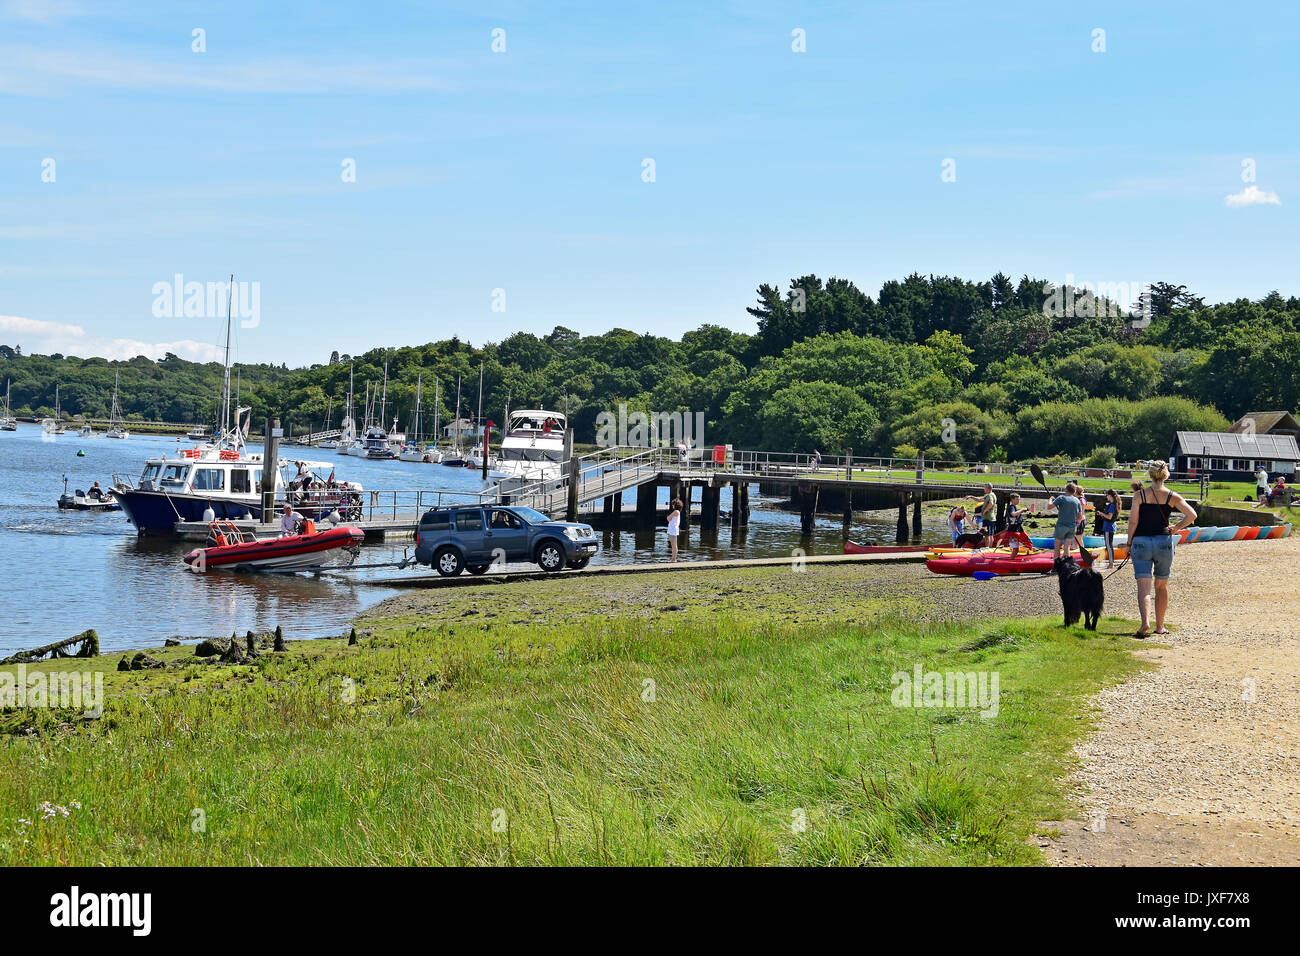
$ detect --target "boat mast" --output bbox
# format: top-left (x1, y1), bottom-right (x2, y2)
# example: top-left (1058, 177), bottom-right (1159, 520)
top-left (379, 359), bottom-right (388, 433)
top-left (221, 273), bottom-right (234, 440)
top-left (475, 360), bottom-right (484, 446)
top-left (454, 374), bottom-right (462, 451)
top-left (432, 378), bottom-right (440, 447)
top-left (414, 372), bottom-right (423, 445)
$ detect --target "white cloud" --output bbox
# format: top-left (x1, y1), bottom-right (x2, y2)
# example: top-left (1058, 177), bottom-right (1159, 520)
top-left (1225, 185), bottom-right (1281, 208)
top-left (2, 0), bottom-right (87, 24)
top-left (0, 46), bottom-right (450, 95)
top-left (0, 314), bottom-right (224, 362)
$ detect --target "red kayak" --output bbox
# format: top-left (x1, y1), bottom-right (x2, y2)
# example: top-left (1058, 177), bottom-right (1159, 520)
top-left (184, 521), bottom-right (364, 572)
top-left (926, 551), bottom-right (1057, 576)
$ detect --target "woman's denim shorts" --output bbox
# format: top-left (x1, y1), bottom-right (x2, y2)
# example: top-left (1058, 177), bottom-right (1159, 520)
top-left (1130, 534), bottom-right (1175, 580)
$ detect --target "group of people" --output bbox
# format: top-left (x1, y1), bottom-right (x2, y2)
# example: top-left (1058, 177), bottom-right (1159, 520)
top-left (1047, 462), bottom-right (1197, 638)
top-left (947, 465), bottom-right (1197, 638)
top-left (1255, 465), bottom-right (1291, 506)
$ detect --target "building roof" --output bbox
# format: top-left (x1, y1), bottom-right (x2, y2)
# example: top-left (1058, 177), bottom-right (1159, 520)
top-left (1227, 411), bottom-right (1299, 435)
top-left (1172, 431), bottom-right (1300, 460)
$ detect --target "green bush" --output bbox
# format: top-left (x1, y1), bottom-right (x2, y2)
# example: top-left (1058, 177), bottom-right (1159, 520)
top-left (1084, 445), bottom-right (1117, 469)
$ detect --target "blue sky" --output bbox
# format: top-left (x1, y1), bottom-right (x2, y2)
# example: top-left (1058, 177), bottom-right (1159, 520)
top-left (1, 0), bottom-right (1296, 365)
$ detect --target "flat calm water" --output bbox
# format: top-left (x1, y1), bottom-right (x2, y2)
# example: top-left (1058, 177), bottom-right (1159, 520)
top-left (0, 425), bottom-right (950, 653)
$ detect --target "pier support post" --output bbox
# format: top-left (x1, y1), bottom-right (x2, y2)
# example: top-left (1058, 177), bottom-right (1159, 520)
top-left (912, 495), bottom-right (922, 538)
top-left (730, 482), bottom-right (740, 529)
top-left (798, 484), bottom-right (818, 536)
top-left (679, 483), bottom-right (692, 531)
top-left (613, 491), bottom-right (622, 517)
top-left (262, 415), bottom-right (280, 523)
top-left (636, 482), bottom-right (658, 528)
top-left (565, 453), bottom-right (580, 522)
top-left (896, 493), bottom-right (908, 543)
top-left (602, 495), bottom-right (614, 518)
top-left (739, 482), bottom-right (750, 525)
top-left (701, 485), bottom-right (720, 531)
top-left (843, 490), bottom-right (853, 530)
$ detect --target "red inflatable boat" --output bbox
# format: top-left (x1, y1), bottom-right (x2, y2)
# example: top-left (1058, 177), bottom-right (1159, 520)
top-left (184, 521), bottom-right (364, 572)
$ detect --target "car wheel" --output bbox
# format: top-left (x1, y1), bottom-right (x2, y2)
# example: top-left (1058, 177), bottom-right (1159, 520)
top-left (536, 540), bottom-right (565, 572)
top-left (566, 557), bottom-right (591, 570)
top-left (434, 547), bottom-right (464, 577)
top-left (467, 564), bottom-right (490, 575)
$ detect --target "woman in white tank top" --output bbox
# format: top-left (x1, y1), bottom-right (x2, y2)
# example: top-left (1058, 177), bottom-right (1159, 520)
top-left (666, 497), bottom-right (682, 562)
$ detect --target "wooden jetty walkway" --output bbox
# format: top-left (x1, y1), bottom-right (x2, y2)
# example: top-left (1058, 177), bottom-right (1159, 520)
top-left (174, 444), bottom-right (1205, 542)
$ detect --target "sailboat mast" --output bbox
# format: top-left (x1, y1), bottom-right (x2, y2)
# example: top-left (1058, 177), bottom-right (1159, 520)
top-left (454, 375), bottom-right (462, 450)
top-left (432, 378), bottom-right (440, 447)
top-left (476, 360), bottom-right (483, 423)
top-left (221, 273), bottom-right (234, 437)
top-left (379, 360), bottom-right (388, 431)
top-left (414, 373), bottom-right (423, 445)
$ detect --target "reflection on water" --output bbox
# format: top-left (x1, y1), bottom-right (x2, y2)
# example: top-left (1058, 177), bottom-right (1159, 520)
top-left (0, 425), bottom-right (948, 652)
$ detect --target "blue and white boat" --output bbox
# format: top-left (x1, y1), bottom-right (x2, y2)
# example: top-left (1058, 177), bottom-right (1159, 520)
top-left (110, 447), bottom-right (362, 535)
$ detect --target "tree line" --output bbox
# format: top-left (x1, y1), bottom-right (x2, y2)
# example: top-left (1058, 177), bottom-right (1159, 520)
top-left (3, 272), bottom-right (1291, 461)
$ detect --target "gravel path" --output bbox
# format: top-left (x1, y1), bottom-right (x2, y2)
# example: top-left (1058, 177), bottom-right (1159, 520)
top-left (1040, 533), bottom-right (1300, 865)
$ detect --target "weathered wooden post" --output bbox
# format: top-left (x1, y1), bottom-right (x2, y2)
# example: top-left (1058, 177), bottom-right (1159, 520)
top-left (262, 415), bottom-right (281, 525)
top-left (845, 447), bottom-right (853, 481)
top-left (896, 492), bottom-right (908, 543)
top-left (636, 481), bottom-right (658, 528)
top-left (565, 429), bottom-right (579, 522)
top-left (912, 495), bottom-right (922, 538)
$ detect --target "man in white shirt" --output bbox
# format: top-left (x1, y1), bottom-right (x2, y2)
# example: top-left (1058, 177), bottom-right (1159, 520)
top-left (279, 504), bottom-right (300, 537)
top-left (1255, 466), bottom-right (1269, 501)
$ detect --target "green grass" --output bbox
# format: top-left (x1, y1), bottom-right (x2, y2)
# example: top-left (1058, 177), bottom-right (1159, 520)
top-left (0, 570), bottom-right (1146, 866)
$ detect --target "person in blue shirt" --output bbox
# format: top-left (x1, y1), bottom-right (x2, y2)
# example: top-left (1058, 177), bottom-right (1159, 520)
top-left (1046, 482), bottom-right (1083, 558)
top-left (1099, 489), bottom-right (1120, 567)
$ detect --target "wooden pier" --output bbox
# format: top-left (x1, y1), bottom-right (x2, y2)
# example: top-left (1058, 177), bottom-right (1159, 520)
top-left (173, 445), bottom-right (1202, 543)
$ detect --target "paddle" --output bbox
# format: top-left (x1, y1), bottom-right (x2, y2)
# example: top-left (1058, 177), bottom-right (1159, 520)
top-left (972, 571), bottom-right (998, 580)
top-left (1029, 462), bottom-right (1047, 489)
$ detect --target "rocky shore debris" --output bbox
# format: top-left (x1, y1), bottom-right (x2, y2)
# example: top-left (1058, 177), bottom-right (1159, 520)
top-left (117, 652), bottom-right (163, 671)
top-left (1, 629), bottom-right (99, 665)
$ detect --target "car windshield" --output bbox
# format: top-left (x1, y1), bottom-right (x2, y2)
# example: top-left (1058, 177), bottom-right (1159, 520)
top-left (510, 507), bottom-right (550, 524)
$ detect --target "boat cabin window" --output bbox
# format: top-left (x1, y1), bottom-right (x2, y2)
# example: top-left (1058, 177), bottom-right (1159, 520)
top-left (231, 469), bottom-right (252, 494)
top-left (504, 447), bottom-right (564, 463)
top-left (454, 509), bottom-right (483, 531)
top-left (141, 464), bottom-right (161, 482)
top-left (422, 511), bottom-right (451, 531)
top-left (159, 464), bottom-right (189, 486)
top-left (488, 509), bottom-right (525, 530)
top-left (193, 468), bottom-right (225, 492)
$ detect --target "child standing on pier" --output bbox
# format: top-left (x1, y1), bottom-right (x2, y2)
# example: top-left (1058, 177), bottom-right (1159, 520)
top-left (666, 498), bottom-right (682, 562)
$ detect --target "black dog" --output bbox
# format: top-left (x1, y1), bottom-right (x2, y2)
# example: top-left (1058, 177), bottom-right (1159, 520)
top-left (1052, 555), bottom-right (1104, 630)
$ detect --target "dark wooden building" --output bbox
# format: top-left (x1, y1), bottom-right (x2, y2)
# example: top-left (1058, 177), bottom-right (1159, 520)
top-left (1170, 430), bottom-right (1299, 480)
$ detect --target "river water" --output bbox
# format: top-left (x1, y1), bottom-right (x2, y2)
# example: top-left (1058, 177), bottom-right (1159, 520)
top-left (0, 425), bottom-right (950, 652)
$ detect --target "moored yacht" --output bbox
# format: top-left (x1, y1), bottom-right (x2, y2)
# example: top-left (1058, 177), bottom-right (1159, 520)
top-left (1, 380), bottom-right (17, 431)
top-left (105, 371), bottom-right (129, 439)
top-left (110, 447), bottom-right (363, 535)
top-left (494, 409), bottom-right (567, 482)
